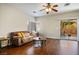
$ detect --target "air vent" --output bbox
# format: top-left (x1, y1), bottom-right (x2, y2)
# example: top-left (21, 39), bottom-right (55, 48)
top-left (64, 3), bottom-right (70, 6)
top-left (33, 11), bottom-right (36, 13)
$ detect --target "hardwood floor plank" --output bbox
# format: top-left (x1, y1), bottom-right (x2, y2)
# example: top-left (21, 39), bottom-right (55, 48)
top-left (0, 39), bottom-right (78, 55)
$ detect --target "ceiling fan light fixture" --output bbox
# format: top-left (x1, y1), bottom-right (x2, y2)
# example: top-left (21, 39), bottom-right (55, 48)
top-left (48, 8), bottom-right (52, 11)
top-left (40, 3), bottom-right (58, 14)
top-left (45, 8), bottom-right (49, 12)
top-left (45, 8), bottom-right (52, 12)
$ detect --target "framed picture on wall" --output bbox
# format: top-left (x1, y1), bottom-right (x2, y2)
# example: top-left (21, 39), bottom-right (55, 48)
top-left (60, 19), bottom-right (77, 38)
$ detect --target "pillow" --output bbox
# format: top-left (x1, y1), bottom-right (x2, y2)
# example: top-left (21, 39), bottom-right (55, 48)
top-left (18, 32), bottom-right (23, 38)
top-left (25, 33), bottom-right (30, 37)
top-left (13, 33), bottom-right (18, 36)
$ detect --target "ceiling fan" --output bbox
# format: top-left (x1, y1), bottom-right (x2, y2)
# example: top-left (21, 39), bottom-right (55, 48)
top-left (40, 3), bottom-right (58, 14)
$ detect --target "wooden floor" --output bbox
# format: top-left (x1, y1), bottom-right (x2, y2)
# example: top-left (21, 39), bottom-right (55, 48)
top-left (0, 39), bottom-right (79, 55)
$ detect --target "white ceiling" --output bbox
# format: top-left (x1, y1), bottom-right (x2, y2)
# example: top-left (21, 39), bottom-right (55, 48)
top-left (8, 3), bottom-right (79, 17)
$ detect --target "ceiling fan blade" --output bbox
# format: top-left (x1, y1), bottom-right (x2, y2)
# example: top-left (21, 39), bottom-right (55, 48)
top-left (43, 5), bottom-right (46, 7)
top-left (53, 5), bottom-right (58, 7)
top-left (40, 9), bottom-right (45, 11)
top-left (52, 8), bottom-right (58, 12)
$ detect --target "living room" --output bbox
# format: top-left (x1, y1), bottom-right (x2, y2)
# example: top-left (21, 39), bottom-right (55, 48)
top-left (0, 3), bottom-right (79, 55)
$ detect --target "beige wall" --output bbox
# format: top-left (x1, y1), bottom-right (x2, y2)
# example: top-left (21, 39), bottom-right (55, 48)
top-left (0, 3), bottom-right (79, 40)
top-left (0, 4), bottom-right (34, 37)
top-left (37, 10), bottom-right (79, 39)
